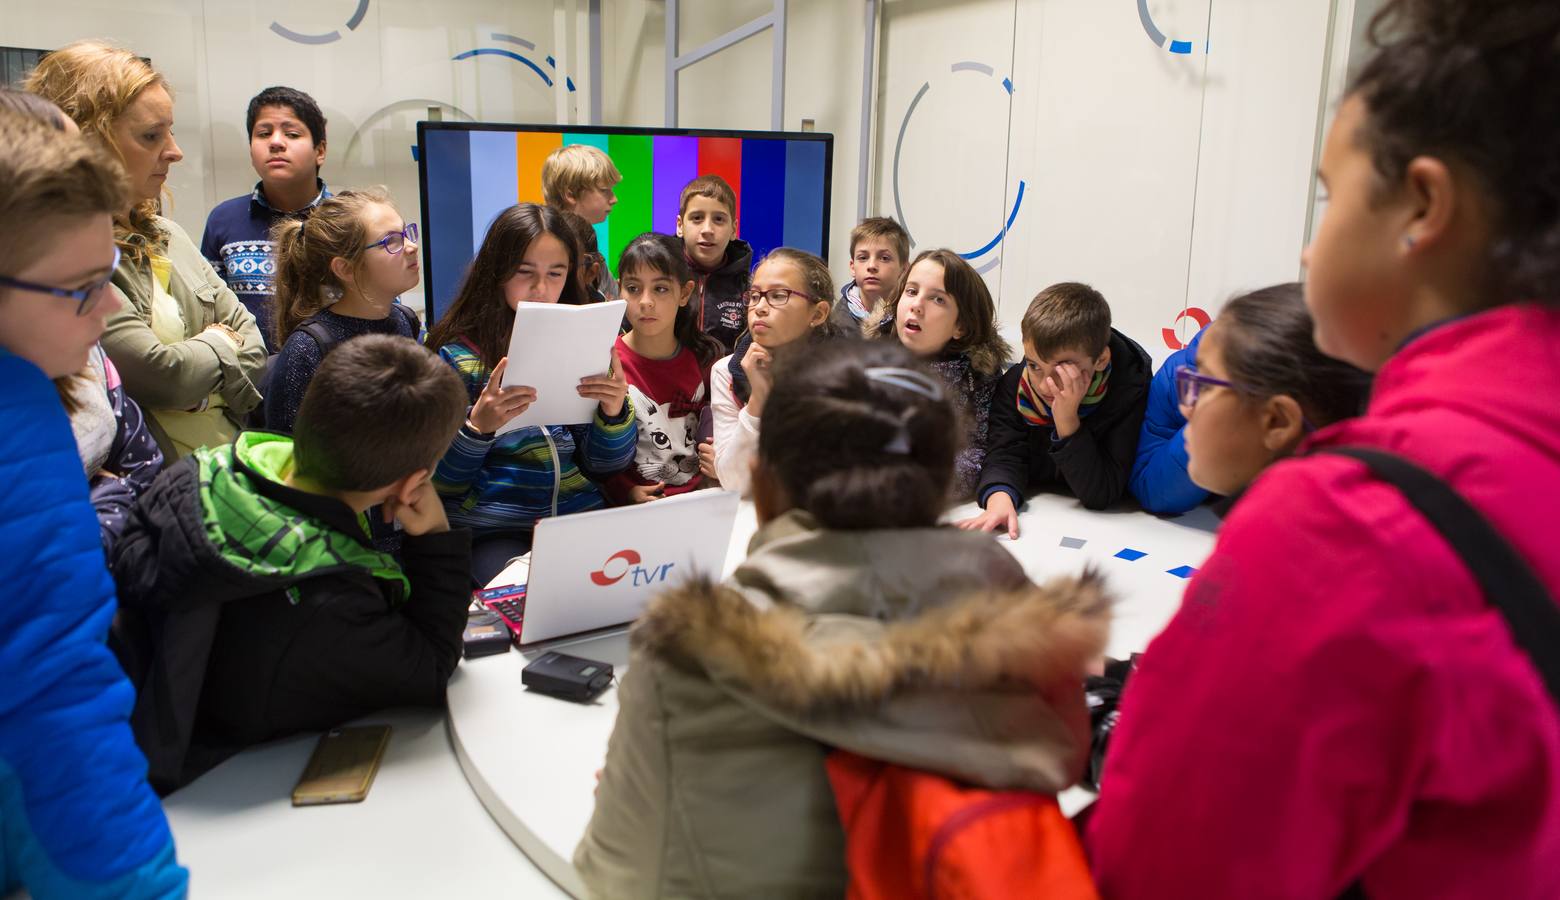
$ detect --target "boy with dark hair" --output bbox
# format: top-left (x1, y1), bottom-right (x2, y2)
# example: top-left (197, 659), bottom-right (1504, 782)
top-left (832, 216), bottom-right (909, 335)
top-left (200, 85), bottom-right (331, 349)
top-left (958, 282), bottom-right (1151, 537)
top-left (676, 175), bottom-right (752, 354)
top-left (110, 335), bottom-right (472, 793)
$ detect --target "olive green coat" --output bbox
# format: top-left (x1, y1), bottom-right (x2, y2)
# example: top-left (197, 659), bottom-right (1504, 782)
top-left (574, 510), bottom-right (1111, 899)
top-left (105, 216), bottom-right (265, 458)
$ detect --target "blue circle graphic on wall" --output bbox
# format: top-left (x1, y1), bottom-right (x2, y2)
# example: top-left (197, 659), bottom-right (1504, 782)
top-left (891, 62), bottom-right (1025, 276)
top-left (452, 33), bottom-right (577, 92)
top-left (1138, 0), bottom-right (1202, 54)
top-left (270, 0), bottom-right (370, 45)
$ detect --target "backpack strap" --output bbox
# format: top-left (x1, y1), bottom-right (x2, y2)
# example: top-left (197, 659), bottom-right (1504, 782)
top-left (393, 302), bottom-right (422, 339)
top-left (1323, 447), bottom-right (1560, 707)
top-left (297, 317), bottom-right (340, 356)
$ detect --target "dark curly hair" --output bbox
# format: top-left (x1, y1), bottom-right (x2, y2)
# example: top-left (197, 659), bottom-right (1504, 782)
top-left (759, 339), bottom-right (959, 529)
top-left (1352, 0), bottom-right (1560, 304)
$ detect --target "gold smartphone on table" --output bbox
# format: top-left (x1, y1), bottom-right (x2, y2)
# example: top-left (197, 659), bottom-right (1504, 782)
top-left (291, 725), bottom-right (391, 806)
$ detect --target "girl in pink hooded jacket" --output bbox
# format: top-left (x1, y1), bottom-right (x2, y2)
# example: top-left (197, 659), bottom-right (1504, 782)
top-left (1086, 2), bottom-right (1560, 897)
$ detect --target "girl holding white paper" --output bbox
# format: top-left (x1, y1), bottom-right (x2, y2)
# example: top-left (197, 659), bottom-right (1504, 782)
top-left (425, 203), bottom-right (635, 584)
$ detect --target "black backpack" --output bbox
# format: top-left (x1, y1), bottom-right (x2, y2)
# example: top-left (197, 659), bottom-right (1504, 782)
top-left (247, 305), bottom-right (422, 429)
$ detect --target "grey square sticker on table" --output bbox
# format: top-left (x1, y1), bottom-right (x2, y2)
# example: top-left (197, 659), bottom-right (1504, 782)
top-left (1059, 536), bottom-right (1087, 549)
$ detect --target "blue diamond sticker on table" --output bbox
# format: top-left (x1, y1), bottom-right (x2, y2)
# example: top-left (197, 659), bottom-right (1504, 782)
top-left (1167, 565), bottom-right (1198, 579)
top-left (1114, 548), bottom-right (1147, 561)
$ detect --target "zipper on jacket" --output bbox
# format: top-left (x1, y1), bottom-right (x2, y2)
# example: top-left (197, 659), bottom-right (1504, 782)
top-left (543, 428), bottom-right (561, 519)
top-left (922, 793), bottom-right (1051, 900)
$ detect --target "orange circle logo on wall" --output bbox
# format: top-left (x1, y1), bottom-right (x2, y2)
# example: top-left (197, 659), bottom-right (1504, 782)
top-left (1163, 307), bottom-right (1211, 350)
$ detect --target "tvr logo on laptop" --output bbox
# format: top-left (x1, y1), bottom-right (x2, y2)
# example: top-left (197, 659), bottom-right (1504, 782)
top-left (590, 549), bottom-right (676, 588)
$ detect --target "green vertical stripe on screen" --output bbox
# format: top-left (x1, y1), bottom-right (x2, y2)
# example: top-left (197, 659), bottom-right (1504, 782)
top-left (606, 134), bottom-right (653, 277)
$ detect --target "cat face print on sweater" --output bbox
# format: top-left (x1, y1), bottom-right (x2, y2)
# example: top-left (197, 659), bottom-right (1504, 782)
top-left (628, 384), bottom-right (705, 486)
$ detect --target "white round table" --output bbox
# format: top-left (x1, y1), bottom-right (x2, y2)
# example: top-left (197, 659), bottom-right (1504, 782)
top-left (448, 494), bottom-right (1220, 896)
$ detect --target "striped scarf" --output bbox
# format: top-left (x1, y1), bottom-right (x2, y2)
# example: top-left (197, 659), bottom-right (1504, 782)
top-left (1016, 364), bottom-right (1111, 427)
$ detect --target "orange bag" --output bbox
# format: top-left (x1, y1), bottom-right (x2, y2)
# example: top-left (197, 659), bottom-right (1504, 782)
top-left (825, 750), bottom-right (1100, 900)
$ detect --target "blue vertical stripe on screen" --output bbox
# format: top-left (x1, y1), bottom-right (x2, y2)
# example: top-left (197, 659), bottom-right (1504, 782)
top-left (424, 130), bottom-right (473, 324)
top-left (468, 130), bottom-right (519, 254)
top-left (782, 141), bottom-right (826, 257)
top-left (739, 140), bottom-right (786, 262)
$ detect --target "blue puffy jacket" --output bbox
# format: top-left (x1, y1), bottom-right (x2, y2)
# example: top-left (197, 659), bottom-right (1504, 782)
top-left (1128, 328), bottom-right (1210, 515)
top-left (0, 351), bottom-right (186, 898)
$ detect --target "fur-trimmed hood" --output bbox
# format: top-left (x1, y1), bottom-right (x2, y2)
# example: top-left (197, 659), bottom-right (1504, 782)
top-left (635, 565), bottom-right (1110, 717)
top-left (626, 510), bottom-right (1112, 791)
top-left (577, 511), bottom-right (1112, 898)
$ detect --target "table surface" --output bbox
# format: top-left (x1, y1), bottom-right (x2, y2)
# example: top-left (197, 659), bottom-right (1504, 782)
top-left (164, 492), bottom-right (1220, 898)
top-left (448, 494), bottom-right (1220, 897)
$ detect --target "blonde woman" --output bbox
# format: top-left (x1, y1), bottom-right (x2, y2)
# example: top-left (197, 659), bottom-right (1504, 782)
top-left (28, 41), bottom-right (266, 460)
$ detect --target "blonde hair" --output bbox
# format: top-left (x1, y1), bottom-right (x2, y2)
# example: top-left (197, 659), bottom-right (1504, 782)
top-left (271, 188), bottom-right (396, 345)
top-left (541, 144), bottom-right (621, 208)
top-left (25, 40), bottom-right (170, 266)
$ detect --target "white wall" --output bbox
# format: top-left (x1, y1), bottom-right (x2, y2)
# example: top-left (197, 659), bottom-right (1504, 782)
top-left (3, 0), bottom-right (1343, 355)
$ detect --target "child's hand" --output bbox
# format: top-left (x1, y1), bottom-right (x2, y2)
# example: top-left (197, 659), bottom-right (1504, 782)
top-left (741, 343), bottom-right (774, 415)
top-left (579, 346), bottom-right (629, 419)
top-left (385, 479), bottom-right (449, 537)
top-left (697, 440), bottom-right (718, 481)
top-left (469, 358), bottom-right (537, 434)
top-left (629, 482), bottom-right (665, 503)
top-left (955, 491), bottom-right (1021, 539)
top-left (1046, 363), bottom-right (1090, 438)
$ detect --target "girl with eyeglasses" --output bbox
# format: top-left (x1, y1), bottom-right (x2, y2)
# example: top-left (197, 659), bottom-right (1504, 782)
top-left (0, 108), bottom-right (188, 898)
top-left (263, 188), bottom-right (423, 433)
top-left (0, 88), bottom-right (164, 555)
top-left (870, 248), bottom-right (1010, 499)
top-left (709, 247), bottom-right (839, 496)
top-left (1088, 1), bottom-right (1560, 893)
top-left (28, 41), bottom-right (267, 462)
top-left (1173, 283), bottom-right (1370, 499)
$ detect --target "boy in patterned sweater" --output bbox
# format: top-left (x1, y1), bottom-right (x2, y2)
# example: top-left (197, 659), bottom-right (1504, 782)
top-left (200, 86), bottom-right (330, 349)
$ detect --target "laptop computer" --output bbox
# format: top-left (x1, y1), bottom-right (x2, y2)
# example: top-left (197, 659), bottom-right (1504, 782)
top-left (505, 489), bottom-right (741, 645)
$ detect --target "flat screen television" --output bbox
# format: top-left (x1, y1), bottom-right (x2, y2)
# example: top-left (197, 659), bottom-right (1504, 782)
top-left (416, 122), bottom-right (834, 324)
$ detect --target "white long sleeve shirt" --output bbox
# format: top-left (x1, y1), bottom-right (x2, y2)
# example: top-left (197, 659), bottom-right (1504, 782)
top-left (709, 355), bottom-right (760, 497)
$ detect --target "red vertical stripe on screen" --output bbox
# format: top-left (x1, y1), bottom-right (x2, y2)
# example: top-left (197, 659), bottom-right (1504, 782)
top-left (696, 138), bottom-right (743, 232)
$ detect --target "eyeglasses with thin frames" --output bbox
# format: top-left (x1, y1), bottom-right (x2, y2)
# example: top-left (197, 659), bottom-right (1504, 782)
top-left (0, 246), bottom-right (121, 317)
top-left (367, 223), bottom-right (419, 255)
top-left (1174, 365), bottom-right (1316, 432)
top-left (742, 287), bottom-right (813, 309)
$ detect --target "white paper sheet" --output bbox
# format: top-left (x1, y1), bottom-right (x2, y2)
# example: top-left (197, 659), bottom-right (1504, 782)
top-left (495, 300), bottom-right (626, 435)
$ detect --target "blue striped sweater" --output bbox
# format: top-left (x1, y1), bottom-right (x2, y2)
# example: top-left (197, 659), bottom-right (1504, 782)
top-left (433, 339), bottom-right (637, 534)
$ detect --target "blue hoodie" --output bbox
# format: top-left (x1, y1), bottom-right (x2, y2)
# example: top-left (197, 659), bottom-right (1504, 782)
top-left (1128, 327), bottom-right (1210, 515)
top-left (0, 352), bottom-right (186, 898)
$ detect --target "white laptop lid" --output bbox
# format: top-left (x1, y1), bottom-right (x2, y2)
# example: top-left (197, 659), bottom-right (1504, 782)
top-left (518, 490), bottom-right (741, 644)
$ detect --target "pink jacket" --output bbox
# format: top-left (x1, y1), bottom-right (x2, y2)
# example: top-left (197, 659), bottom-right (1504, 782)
top-left (1086, 303), bottom-right (1560, 899)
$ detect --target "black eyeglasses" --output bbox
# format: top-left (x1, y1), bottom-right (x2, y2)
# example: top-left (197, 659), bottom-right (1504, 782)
top-left (0, 246), bottom-right (121, 317)
top-left (1175, 365), bottom-right (1316, 432)
top-left (367, 223), bottom-right (419, 255)
top-left (742, 287), bottom-right (814, 309)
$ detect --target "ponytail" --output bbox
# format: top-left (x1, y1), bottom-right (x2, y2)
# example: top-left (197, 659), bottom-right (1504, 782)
top-left (270, 188), bottom-right (391, 345)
